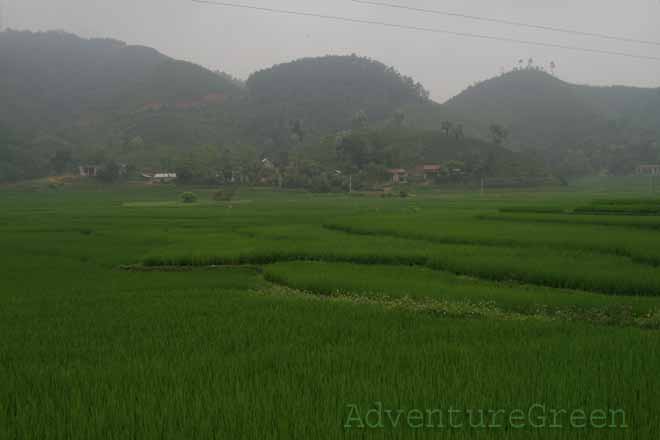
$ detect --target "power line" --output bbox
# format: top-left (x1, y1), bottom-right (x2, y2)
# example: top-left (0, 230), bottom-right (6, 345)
top-left (191, 0), bottom-right (660, 61)
top-left (351, 0), bottom-right (660, 47)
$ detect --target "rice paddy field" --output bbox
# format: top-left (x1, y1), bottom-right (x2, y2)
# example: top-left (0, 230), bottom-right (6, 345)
top-left (1, 179), bottom-right (660, 439)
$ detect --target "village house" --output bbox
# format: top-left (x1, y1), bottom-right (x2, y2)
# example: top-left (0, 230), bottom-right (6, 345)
top-left (79, 165), bottom-right (100, 177)
top-left (152, 173), bottom-right (177, 183)
top-left (257, 159), bottom-right (279, 185)
top-left (386, 168), bottom-right (408, 184)
top-left (261, 158), bottom-right (275, 169)
top-left (414, 164), bottom-right (443, 181)
top-left (142, 172), bottom-right (177, 183)
top-left (637, 164), bottom-right (660, 176)
top-left (141, 101), bottom-right (164, 112)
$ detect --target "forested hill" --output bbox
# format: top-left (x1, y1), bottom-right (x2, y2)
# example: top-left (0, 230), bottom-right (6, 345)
top-left (0, 30), bottom-right (245, 134)
top-left (0, 31), bottom-right (439, 182)
top-left (430, 69), bottom-right (660, 151)
top-left (2, 30), bottom-right (658, 183)
top-left (0, 32), bottom-right (428, 150)
top-left (246, 55), bottom-right (430, 134)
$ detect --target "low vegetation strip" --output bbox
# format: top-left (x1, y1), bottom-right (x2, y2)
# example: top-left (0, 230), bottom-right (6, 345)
top-left (497, 199), bottom-right (660, 217)
top-left (574, 207), bottom-right (660, 216)
top-left (499, 207), bottom-right (569, 214)
top-left (323, 214), bottom-right (660, 266)
top-left (482, 212), bottom-right (660, 230)
top-left (260, 282), bottom-right (541, 323)
top-left (142, 225), bottom-right (660, 297)
top-left (574, 198), bottom-right (660, 216)
top-left (263, 262), bottom-right (660, 328)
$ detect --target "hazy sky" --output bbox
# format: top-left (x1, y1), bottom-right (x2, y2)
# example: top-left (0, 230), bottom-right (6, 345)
top-left (4, 0), bottom-right (660, 101)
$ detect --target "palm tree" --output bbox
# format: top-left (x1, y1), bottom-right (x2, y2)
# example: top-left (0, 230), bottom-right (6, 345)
top-left (441, 121), bottom-right (453, 137)
top-left (452, 124), bottom-right (464, 140)
top-left (489, 124), bottom-right (509, 146)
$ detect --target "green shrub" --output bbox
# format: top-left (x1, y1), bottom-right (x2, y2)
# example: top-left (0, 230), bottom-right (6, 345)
top-left (181, 192), bottom-right (198, 203)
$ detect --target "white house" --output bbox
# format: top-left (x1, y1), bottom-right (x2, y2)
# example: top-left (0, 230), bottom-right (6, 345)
top-left (637, 165), bottom-right (660, 176)
top-left (152, 173), bottom-right (177, 183)
top-left (142, 172), bottom-right (177, 183)
top-left (79, 165), bottom-right (100, 177)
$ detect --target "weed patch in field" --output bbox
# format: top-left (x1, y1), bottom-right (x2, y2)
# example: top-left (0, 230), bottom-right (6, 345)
top-left (264, 261), bottom-right (660, 327)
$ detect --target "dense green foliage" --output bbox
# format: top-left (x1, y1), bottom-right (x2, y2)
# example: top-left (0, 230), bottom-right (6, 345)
top-left (0, 30), bottom-right (251, 181)
top-left (0, 124), bottom-right (44, 181)
top-left (332, 127), bottom-right (549, 179)
top-left (0, 30), bottom-right (243, 131)
top-left (180, 191), bottom-right (198, 203)
top-left (247, 55), bottom-right (429, 133)
top-left (0, 32), bottom-right (436, 183)
top-left (440, 69), bottom-right (660, 150)
top-left (407, 69), bottom-right (660, 176)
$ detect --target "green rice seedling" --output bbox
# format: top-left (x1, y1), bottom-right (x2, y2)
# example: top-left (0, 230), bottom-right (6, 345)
top-left (480, 212), bottom-right (660, 230)
top-left (264, 261), bottom-right (660, 324)
top-left (575, 198), bottom-right (660, 215)
top-left (3, 185), bottom-right (660, 439)
top-left (324, 210), bottom-right (660, 266)
top-left (143, 223), bottom-right (660, 296)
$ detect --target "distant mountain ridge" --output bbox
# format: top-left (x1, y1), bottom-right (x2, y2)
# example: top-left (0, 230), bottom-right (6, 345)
top-left (435, 69), bottom-right (660, 150)
top-left (2, 30), bottom-right (658, 151)
top-left (0, 30), bottom-right (244, 135)
top-left (0, 31), bottom-right (430, 147)
top-left (1, 30), bottom-right (659, 182)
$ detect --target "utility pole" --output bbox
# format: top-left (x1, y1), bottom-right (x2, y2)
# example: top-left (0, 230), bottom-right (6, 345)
top-left (652, 173), bottom-right (656, 194)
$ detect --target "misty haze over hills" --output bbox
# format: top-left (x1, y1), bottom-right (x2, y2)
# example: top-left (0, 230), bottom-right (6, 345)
top-left (4, 4), bottom-right (660, 437)
top-left (1, 30), bottom-right (659, 183)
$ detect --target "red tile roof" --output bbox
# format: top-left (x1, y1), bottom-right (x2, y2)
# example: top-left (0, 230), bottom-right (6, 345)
top-left (422, 165), bottom-right (442, 172)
